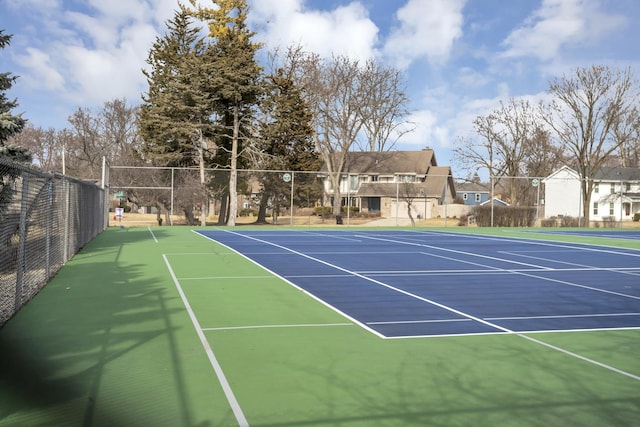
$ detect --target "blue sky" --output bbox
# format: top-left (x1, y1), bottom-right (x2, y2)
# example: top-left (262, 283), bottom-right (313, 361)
top-left (1, 0), bottom-right (639, 170)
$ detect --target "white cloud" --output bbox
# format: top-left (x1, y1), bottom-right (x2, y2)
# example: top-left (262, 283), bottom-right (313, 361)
top-left (250, 0), bottom-right (379, 61)
top-left (501, 0), bottom-right (627, 60)
top-left (14, 47), bottom-right (65, 91)
top-left (383, 0), bottom-right (466, 69)
top-left (456, 67), bottom-right (491, 88)
top-left (397, 109), bottom-right (449, 149)
top-left (11, 0), bottom-right (174, 108)
top-left (4, 0), bottom-right (61, 11)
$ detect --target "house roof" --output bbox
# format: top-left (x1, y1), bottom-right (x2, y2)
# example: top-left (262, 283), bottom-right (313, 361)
top-left (544, 165), bottom-right (640, 181)
top-left (595, 166), bottom-right (640, 181)
top-left (480, 197), bottom-right (510, 207)
top-left (356, 166), bottom-right (455, 199)
top-left (543, 165), bottom-right (580, 182)
top-left (321, 149), bottom-right (437, 175)
top-left (455, 182), bottom-right (490, 193)
top-left (426, 166), bottom-right (454, 195)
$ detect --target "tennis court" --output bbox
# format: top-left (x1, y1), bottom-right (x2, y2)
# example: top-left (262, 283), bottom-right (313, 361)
top-left (2, 227), bottom-right (640, 426)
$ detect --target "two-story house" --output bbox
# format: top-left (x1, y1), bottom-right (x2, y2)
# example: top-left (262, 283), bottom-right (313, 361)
top-left (320, 149), bottom-right (457, 219)
top-left (543, 165), bottom-right (640, 221)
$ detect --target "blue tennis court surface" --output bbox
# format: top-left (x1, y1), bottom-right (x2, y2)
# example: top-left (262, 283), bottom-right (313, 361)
top-left (196, 230), bottom-right (640, 339)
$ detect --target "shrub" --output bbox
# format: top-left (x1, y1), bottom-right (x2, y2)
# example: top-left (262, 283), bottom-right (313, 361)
top-left (341, 206), bottom-right (360, 215)
top-left (601, 216), bottom-right (618, 228)
top-left (560, 216), bottom-right (581, 227)
top-left (634, 213), bottom-right (640, 222)
top-left (472, 205), bottom-right (536, 227)
top-left (541, 218), bottom-right (558, 227)
top-left (314, 206), bottom-right (332, 216)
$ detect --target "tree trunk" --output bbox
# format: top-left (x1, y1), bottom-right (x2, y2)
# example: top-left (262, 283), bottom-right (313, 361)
top-left (331, 173), bottom-right (342, 216)
top-left (256, 190), bottom-right (271, 224)
top-left (227, 104), bottom-right (240, 226)
top-left (217, 192), bottom-right (228, 225)
top-left (407, 203), bottom-right (415, 227)
top-left (198, 132), bottom-right (207, 227)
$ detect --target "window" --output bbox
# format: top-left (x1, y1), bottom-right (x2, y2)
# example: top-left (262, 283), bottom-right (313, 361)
top-left (475, 194), bottom-right (481, 203)
top-left (610, 183), bottom-right (616, 194)
top-left (397, 174), bottom-right (415, 183)
top-left (462, 193), bottom-right (468, 201)
top-left (371, 175), bottom-right (378, 182)
top-left (593, 202), bottom-right (598, 215)
top-left (609, 202), bottom-right (614, 215)
top-left (626, 182), bottom-right (631, 192)
top-left (348, 175), bottom-right (359, 191)
top-left (594, 182), bottom-right (599, 193)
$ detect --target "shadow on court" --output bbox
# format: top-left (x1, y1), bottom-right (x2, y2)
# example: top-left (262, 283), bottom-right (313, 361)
top-left (0, 227), bottom-right (216, 426)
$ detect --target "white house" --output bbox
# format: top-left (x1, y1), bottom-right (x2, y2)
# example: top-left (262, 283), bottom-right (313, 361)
top-left (543, 165), bottom-right (640, 221)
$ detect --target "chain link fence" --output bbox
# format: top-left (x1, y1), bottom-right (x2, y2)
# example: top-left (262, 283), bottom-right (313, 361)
top-left (109, 167), bottom-right (330, 225)
top-left (0, 158), bottom-right (107, 327)
top-left (107, 165), bottom-right (640, 228)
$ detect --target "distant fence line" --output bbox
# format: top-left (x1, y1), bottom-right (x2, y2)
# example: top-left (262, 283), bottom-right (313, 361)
top-left (108, 165), bottom-right (550, 225)
top-left (0, 158), bottom-right (108, 327)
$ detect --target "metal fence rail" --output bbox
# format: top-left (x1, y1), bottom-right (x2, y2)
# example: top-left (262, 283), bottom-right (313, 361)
top-left (0, 158), bottom-right (107, 327)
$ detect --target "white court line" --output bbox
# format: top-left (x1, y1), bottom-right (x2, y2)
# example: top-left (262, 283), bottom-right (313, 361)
top-left (195, 231), bottom-right (386, 339)
top-left (486, 312), bottom-right (640, 321)
top-left (412, 229), bottom-right (640, 258)
top-left (203, 323), bottom-right (353, 331)
top-left (357, 267), bottom-right (640, 275)
top-left (147, 227), bottom-right (158, 243)
top-left (360, 234), bottom-right (640, 301)
top-left (196, 230), bottom-right (640, 382)
top-left (367, 313), bottom-right (640, 325)
top-left (221, 230), bottom-right (512, 335)
top-left (297, 230), bottom-right (363, 242)
top-left (163, 254), bottom-right (249, 427)
top-left (178, 275), bottom-right (275, 281)
top-left (500, 250), bottom-right (640, 279)
top-left (367, 318), bottom-right (471, 325)
top-left (360, 234), bottom-right (555, 271)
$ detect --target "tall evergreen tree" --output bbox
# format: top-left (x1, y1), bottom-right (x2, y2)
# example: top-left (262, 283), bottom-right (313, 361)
top-left (137, 7), bottom-right (217, 224)
top-left (0, 30), bottom-right (30, 163)
top-left (253, 67), bottom-right (319, 223)
top-left (188, 0), bottom-right (263, 226)
top-left (138, 7), bottom-right (206, 167)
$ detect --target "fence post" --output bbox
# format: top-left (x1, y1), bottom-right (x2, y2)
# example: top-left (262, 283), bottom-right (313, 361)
top-left (64, 177), bottom-right (71, 263)
top-left (15, 171), bottom-right (29, 310)
top-left (170, 168), bottom-right (175, 226)
top-left (290, 171), bottom-right (294, 226)
top-left (46, 178), bottom-right (53, 279)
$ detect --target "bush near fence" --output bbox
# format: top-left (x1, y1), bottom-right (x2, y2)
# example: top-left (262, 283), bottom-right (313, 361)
top-left (473, 205), bottom-right (537, 227)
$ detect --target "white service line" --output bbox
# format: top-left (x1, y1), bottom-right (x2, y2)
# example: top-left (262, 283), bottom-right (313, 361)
top-left (163, 254), bottom-right (249, 427)
top-left (360, 233), bottom-right (640, 300)
top-left (221, 230), bottom-right (514, 334)
top-left (203, 323), bottom-right (353, 331)
top-left (221, 230), bottom-right (640, 382)
top-left (148, 227), bottom-right (158, 243)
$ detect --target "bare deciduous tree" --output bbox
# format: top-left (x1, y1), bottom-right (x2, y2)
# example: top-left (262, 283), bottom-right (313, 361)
top-left (8, 124), bottom-right (61, 171)
top-left (541, 65), bottom-right (639, 224)
top-left (454, 98), bottom-right (546, 205)
top-left (358, 59), bottom-right (413, 152)
top-left (296, 52), bottom-right (411, 216)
